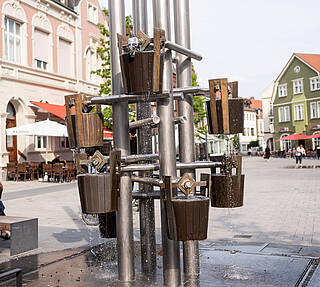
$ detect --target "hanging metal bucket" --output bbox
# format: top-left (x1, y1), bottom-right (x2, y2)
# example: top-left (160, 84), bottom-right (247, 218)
top-left (211, 174), bottom-right (244, 208)
top-left (120, 51), bottom-right (163, 94)
top-left (165, 195), bottom-right (210, 241)
top-left (98, 212), bottom-right (117, 238)
top-left (77, 174), bottom-right (118, 214)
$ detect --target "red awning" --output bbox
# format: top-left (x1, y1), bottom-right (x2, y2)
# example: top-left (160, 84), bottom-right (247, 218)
top-left (304, 133), bottom-right (320, 139)
top-left (277, 134), bottom-right (308, 141)
top-left (30, 101), bottom-right (70, 119)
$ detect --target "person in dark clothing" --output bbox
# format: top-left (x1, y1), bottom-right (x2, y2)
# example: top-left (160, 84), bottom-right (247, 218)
top-left (51, 154), bottom-right (62, 165)
top-left (264, 146), bottom-right (271, 162)
top-left (317, 146), bottom-right (320, 160)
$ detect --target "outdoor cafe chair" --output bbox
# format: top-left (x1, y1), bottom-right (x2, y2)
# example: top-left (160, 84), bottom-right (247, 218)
top-left (29, 162), bottom-right (40, 180)
top-left (53, 163), bottom-right (65, 182)
top-left (16, 162), bottom-right (31, 181)
top-left (42, 164), bottom-right (53, 182)
top-left (65, 162), bottom-right (76, 182)
top-left (6, 162), bottom-right (17, 181)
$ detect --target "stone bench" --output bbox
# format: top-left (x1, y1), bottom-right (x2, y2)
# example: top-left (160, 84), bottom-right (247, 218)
top-left (0, 216), bottom-right (38, 256)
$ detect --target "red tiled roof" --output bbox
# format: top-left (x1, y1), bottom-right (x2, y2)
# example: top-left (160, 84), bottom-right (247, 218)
top-left (295, 53), bottom-right (320, 72)
top-left (250, 98), bottom-right (262, 110)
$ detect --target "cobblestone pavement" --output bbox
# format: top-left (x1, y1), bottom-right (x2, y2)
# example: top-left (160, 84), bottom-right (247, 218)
top-left (0, 156), bottom-right (319, 264)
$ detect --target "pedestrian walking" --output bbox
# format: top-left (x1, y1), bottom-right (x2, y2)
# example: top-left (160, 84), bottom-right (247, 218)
top-left (248, 147), bottom-right (252, 156)
top-left (295, 145), bottom-right (305, 166)
top-left (317, 146), bottom-right (320, 160)
top-left (264, 146), bottom-right (271, 162)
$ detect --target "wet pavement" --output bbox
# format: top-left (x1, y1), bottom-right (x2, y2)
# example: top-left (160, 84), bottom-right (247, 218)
top-left (0, 240), bottom-right (319, 286)
top-left (0, 157), bottom-right (320, 285)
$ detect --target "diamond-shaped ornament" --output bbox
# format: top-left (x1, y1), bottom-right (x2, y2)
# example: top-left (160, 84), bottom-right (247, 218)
top-left (177, 174), bottom-right (196, 196)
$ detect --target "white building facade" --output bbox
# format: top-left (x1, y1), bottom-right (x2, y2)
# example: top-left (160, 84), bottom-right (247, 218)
top-left (0, 0), bottom-right (105, 178)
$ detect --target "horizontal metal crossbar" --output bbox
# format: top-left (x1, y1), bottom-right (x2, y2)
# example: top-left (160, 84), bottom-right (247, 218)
top-left (165, 41), bottom-right (202, 61)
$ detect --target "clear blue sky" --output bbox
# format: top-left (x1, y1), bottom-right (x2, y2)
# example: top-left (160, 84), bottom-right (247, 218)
top-left (100, 0), bottom-right (320, 99)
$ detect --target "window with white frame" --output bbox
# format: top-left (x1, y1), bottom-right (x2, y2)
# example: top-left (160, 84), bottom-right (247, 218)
top-left (251, 128), bottom-right (255, 136)
top-left (284, 106), bottom-right (290, 121)
top-left (243, 128), bottom-right (246, 136)
top-left (269, 103), bottom-right (274, 115)
top-left (88, 3), bottom-right (98, 24)
top-left (4, 17), bottom-right (21, 63)
top-left (35, 136), bottom-right (47, 149)
top-left (313, 134), bottom-right (320, 149)
top-left (293, 79), bottom-right (303, 94)
top-left (280, 135), bottom-right (291, 152)
top-left (278, 107), bottom-right (284, 122)
top-left (278, 84), bottom-right (287, 97)
top-left (278, 106), bottom-right (290, 122)
top-left (318, 102), bottom-right (320, 118)
top-left (294, 104), bottom-right (304, 121)
top-left (58, 38), bottom-right (72, 76)
top-left (310, 77), bottom-right (320, 91)
top-left (34, 29), bottom-right (49, 70)
top-left (310, 102), bottom-right (317, 119)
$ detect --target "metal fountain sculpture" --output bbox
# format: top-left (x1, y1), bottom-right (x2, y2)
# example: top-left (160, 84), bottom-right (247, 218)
top-left (64, 0), bottom-right (245, 286)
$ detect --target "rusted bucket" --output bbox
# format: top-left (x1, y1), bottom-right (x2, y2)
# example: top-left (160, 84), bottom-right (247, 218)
top-left (120, 51), bottom-right (163, 94)
top-left (211, 174), bottom-right (245, 208)
top-left (98, 212), bottom-right (117, 238)
top-left (77, 174), bottom-right (118, 214)
top-left (165, 196), bottom-right (210, 241)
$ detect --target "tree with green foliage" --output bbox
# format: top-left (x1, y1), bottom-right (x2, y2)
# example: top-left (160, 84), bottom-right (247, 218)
top-left (192, 65), bottom-right (207, 141)
top-left (92, 10), bottom-right (135, 130)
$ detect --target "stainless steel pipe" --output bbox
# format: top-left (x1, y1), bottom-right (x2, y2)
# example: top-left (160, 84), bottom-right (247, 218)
top-left (132, 0), bottom-right (157, 278)
top-left (165, 41), bottom-right (202, 61)
top-left (129, 115), bottom-right (160, 129)
top-left (90, 93), bottom-right (169, 104)
top-left (131, 175), bottom-right (162, 187)
top-left (153, 0), bottom-right (181, 285)
top-left (108, 0), bottom-right (134, 282)
top-left (120, 161), bottom-right (221, 172)
top-left (174, 1), bottom-right (200, 284)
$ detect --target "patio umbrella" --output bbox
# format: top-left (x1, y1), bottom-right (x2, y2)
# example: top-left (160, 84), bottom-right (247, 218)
top-left (276, 134), bottom-right (308, 141)
top-left (6, 119), bottom-right (68, 163)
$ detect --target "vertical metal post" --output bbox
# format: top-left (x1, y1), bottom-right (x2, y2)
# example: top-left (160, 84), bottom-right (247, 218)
top-left (173, 0), bottom-right (200, 286)
top-left (153, 1), bottom-right (181, 286)
top-left (108, 0), bottom-right (135, 282)
top-left (132, 0), bottom-right (157, 278)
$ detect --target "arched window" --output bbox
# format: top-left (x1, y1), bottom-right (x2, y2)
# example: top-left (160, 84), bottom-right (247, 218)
top-left (312, 132), bottom-right (320, 149)
top-left (280, 134), bottom-right (291, 151)
top-left (85, 45), bottom-right (99, 83)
